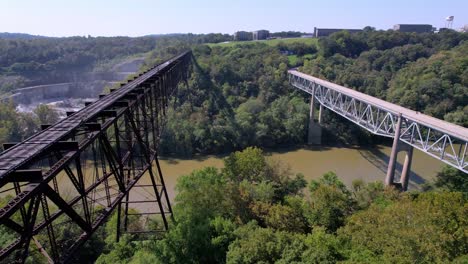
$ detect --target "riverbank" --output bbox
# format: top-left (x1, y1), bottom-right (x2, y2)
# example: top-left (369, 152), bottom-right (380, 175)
top-left (155, 144), bottom-right (444, 204)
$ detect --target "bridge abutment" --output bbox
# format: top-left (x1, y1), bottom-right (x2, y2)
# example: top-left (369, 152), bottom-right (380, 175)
top-left (308, 95), bottom-right (322, 145)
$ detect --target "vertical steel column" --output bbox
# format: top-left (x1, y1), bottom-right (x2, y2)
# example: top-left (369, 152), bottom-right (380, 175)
top-left (116, 202), bottom-right (122, 242)
top-left (400, 145), bottom-right (414, 191)
top-left (385, 113), bottom-right (402, 186)
top-left (0, 51), bottom-right (191, 263)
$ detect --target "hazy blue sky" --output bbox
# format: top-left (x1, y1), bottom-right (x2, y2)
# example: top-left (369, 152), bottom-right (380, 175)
top-left (1, 0), bottom-right (466, 37)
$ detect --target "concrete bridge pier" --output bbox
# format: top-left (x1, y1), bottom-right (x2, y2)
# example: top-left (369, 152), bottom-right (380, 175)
top-left (400, 145), bottom-right (414, 191)
top-left (385, 114), bottom-right (414, 191)
top-left (308, 94), bottom-right (322, 145)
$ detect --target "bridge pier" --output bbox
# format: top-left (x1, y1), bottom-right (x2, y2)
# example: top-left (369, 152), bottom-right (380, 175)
top-left (400, 145), bottom-right (414, 191)
top-left (318, 104), bottom-right (323, 124)
top-left (290, 70), bottom-right (468, 189)
top-left (308, 95), bottom-right (322, 145)
top-left (385, 114), bottom-right (414, 191)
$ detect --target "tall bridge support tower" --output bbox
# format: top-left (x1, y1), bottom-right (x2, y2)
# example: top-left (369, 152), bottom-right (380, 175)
top-left (0, 51), bottom-right (192, 263)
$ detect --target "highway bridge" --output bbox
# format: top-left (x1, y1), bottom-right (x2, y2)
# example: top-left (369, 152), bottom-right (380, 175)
top-left (0, 51), bottom-right (192, 263)
top-left (289, 70), bottom-right (468, 190)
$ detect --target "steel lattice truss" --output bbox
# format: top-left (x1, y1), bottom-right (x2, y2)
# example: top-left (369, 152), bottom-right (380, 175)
top-left (0, 51), bottom-right (192, 263)
top-left (289, 70), bottom-right (468, 174)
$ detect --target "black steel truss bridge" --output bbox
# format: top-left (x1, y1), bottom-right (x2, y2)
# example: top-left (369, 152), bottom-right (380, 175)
top-left (0, 51), bottom-right (192, 263)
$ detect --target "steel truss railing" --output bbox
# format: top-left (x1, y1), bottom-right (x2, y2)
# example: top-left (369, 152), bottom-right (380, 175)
top-left (289, 70), bottom-right (468, 174)
top-left (0, 51), bottom-right (192, 263)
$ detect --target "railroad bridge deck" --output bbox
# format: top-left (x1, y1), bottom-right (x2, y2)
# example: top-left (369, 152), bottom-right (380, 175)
top-left (0, 51), bottom-right (192, 263)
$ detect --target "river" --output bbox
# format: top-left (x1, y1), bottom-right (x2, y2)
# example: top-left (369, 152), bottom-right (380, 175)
top-left (153, 144), bottom-right (444, 203)
top-left (0, 144), bottom-right (445, 213)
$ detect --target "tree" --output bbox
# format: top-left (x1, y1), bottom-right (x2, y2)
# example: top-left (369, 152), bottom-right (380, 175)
top-left (265, 203), bottom-right (308, 233)
top-left (338, 192), bottom-right (468, 263)
top-left (305, 172), bottom-right (356, 232)
top-left (434, 165), bottom-right (468, 192)
top-left (151, 167), bottom-right (235, 263)
top-left (33, 104), bottom-right (59, 125)
top-left (223, 147), bottom-right (268, 183)
top-left (226, 222), bottom-right (306, 264)
top-left (301, 227), bottom-right (344, 263)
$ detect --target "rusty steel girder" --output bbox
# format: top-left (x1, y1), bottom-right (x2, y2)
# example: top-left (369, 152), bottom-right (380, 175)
top-left (0, 51), bottom-right (192, 263)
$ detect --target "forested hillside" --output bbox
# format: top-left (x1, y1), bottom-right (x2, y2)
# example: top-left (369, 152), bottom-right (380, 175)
top-left (0, 33), bottom-right (231, 144)
top-left (94, 147), bottom-right (467, 264)
top-left (160, 29), bottom-right (468, 155)
top-left (0, 33), bottom-right (232, 94)
top-left (301, 29), bottom-right (468, 125)
top-left (1, 30), bottom-right (466, 152)
top-left (0, 29), bottom-right (467, 263)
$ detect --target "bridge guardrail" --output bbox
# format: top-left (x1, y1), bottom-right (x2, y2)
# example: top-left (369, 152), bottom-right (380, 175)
top-left (289, 70), bottom-right (468, 174)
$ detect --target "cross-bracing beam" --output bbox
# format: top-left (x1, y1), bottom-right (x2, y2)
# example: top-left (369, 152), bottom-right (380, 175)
top-left (289, 70), bottom-right (468, 175)
top-left (0, 51), bottom-right (192, 263)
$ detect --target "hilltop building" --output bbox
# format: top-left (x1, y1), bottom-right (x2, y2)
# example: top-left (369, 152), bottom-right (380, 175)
top-left (253, 30), bottom-right (269, 40)
top-left (393, 24), bottom-right (434, 33)
top-left (313, 27), bottom-right (362, 37)
top-left (234, 31), bottom-right (252, 41)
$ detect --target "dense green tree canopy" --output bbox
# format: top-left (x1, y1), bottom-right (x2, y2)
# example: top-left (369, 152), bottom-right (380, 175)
top-left (95, 147), bottom-right (467, 264)
top-left (1, 30), bottom-right (467, 263)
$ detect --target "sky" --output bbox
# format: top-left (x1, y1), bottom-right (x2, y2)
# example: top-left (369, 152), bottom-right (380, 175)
top-left (0, 0), bottom-right (467, 37)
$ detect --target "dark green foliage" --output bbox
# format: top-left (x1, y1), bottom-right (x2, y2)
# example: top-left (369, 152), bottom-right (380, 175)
top-left (0, 101), bottom-right (44, 143)
top-left (387, 42), bottom-right (468, 121)
top-left (0, 34), bottom-right (232, 94)
top-left (338, 192), bottom-right (468, 263)
top-left (1, 29), bottom-right (467, 263)
top-left (434, 165), bottom-right (468, 193)
top-left (0, 101), bottom-right (68, 145)
top-left (81, 148), bottom-right (468, 263)
top-left (305, 172), bottom-right (356, 232)
top-left (161, 43), bottom-right (310, 156)
top-left (85, 30), bottom-right (468, 263)
top-left (302, 31), bottom-right (468, 134)
top-left (160, 30), bottom-right (468, 154)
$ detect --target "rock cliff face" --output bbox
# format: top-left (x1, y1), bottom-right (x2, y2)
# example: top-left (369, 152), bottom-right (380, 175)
top-left (2, 57), bottom-right (145, 106)
top-left (7, 81), bottom-right (115, 105)
top-left (0, 57), bottom-right (146, 118)
top-left (112, 58), bottom-right (146, 73)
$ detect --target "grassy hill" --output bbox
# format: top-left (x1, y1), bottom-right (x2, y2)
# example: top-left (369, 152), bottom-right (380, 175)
top-left (207, 37), bottom-right (317, 47)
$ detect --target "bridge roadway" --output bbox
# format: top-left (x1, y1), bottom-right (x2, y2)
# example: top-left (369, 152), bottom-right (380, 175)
top-left (0, 52), bottom-right (189, 187)
top-left (289, 69), bottom-right (468, 180)
top-left (290, 70), bottom-right (468, 141)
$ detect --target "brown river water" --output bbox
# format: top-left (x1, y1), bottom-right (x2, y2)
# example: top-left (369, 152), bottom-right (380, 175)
top-left (154, 144), bottom-right (444, 203)
top-left (0, 144), bottom-right (445, 213)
